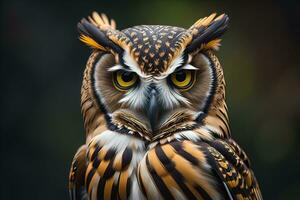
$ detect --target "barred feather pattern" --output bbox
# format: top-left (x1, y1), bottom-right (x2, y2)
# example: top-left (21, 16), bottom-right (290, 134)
top-left (69, 133), bottom-right (262, 199)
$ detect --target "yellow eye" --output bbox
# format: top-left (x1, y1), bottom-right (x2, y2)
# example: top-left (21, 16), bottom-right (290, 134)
top-left (170, 70), bottom-right (196, 91)
top-left (113, 70), bottom-right (138, 91)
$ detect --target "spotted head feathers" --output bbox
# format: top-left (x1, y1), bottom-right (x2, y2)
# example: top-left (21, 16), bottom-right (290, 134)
top-left (78, 12), bottom-right (228, 76)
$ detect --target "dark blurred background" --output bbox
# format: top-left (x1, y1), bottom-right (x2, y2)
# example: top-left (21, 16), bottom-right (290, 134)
top-left (1, 0), bottom-right (299, 199)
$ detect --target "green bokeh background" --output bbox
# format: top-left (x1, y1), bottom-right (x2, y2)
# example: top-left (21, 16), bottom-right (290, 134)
top-left (1, 0), bottom-right (299, 199)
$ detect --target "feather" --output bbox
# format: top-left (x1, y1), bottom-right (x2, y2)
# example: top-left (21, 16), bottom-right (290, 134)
top-left (68, 145), bottom-right (88, 200)
top-left (186, 13), bottom-right (229, 53)
top-left (77, 19), bottom-right (123, 53)
top-left (79, 34), bottom-right (106, 50)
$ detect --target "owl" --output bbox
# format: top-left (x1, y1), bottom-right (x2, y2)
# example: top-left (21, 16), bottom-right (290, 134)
top-left (69, 12), bottom-right (263, 200)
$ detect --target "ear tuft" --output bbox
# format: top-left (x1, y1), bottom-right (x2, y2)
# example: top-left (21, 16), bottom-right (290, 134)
top-left (79, 34), bottom-right (106, 50)
top-left (202, 38), bottom-right (222, 51)
top-left (185, 13), bottom-right (229, 53)
top-left (77, 13), bottom-right (123, 53)
top-left (88, 12), bottom-right (116, 30)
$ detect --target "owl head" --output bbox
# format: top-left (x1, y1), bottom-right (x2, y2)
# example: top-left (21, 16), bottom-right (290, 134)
top-left (79, 12), bottom-right (230, 142)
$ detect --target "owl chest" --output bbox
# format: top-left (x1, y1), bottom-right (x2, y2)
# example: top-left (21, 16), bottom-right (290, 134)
top-left (86, 130), bottom-right (147, 200)
top-left (85, 130), bottom-right (222, 200)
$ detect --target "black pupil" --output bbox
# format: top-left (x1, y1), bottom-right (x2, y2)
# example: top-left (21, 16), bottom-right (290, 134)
top-left (175, 71), bottom-right (186, 82)
top-left (122, 72), bottom-right (134, 82)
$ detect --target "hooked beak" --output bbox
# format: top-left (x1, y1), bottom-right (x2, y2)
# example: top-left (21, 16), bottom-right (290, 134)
top-left (146, 88), bottom-right (159, 133)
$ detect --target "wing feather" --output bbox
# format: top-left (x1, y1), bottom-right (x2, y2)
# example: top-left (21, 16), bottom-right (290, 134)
top-left (138, 139), bottom-right (262, 200)
top-left (203, 139), bottom-right (263, 200)
top-left (68, 145), bottom-right (88, 200)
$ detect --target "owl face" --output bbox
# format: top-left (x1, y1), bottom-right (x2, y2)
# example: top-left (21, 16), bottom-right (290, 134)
top-left (79, 12), bottom-right (229, 141)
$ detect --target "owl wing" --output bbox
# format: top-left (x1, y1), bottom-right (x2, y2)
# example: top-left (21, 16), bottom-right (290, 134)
top-left (138, 139), bottom-right (262, 200)
top-left (69, 145), bottom-right (88, 200)
top-left (203, 139), bottom-right (263, 200)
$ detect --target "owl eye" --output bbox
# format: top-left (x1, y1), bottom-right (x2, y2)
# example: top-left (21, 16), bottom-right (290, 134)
top-left (170, 70), bottom-right (196, 91)
top-left (113, 70), bottom-right (138, 91)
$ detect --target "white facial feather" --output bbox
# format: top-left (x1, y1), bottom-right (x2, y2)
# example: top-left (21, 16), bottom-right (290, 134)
top-left (181, 63), bottom-right (198, 70)
top-left (156, 79), bottom-right (191, 109)
top-left (108, 64), bottom-right (125, 72)
top-left (122, 51), bottom-right (150, 78)
top-left (119, 81), bottom-right (149, 108)
top-left (158, 52), bottom-right (185, 79)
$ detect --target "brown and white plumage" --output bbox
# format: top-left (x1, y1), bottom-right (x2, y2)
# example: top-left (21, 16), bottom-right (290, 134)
top-left (69, 12), bottom-right (263, 200)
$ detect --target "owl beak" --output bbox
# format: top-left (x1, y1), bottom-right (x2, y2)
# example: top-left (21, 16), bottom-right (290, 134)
top-left (147, 88), bottom-right (159, 133)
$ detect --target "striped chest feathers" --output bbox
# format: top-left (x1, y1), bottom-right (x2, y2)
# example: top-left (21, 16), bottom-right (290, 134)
top-left (85, 129), bottom-right (223, 200)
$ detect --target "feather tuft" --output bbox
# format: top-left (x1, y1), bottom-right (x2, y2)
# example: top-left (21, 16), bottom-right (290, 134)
top-left (79, 34), bottom-right (106, 50)
top-left (186, 13), bottom-right (229, 53)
